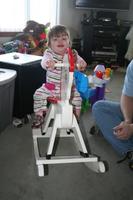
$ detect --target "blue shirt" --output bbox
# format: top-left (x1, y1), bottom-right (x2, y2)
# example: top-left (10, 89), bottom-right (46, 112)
top-left (122, 59), bottom-right (133, 97)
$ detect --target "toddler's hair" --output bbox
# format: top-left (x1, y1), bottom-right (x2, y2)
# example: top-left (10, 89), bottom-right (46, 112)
top-left (47, 25), bottom-right (70, 46)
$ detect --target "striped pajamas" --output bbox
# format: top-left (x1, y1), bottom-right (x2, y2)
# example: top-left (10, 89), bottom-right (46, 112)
top-left (33, 48), bottom-right (82, 113)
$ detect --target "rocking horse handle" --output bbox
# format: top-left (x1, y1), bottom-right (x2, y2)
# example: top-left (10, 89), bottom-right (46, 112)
top-left (54, 48), bottom-right (74, 70)
top-left (53, 48), bottom-right (75, 101)
top-left (67, 48), bottom-right (75, 72)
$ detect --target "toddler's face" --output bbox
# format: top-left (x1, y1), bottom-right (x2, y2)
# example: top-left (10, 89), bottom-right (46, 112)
top-left (50, 33), bottom-right (70, 55)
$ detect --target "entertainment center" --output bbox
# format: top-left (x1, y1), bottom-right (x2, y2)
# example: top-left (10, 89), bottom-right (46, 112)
top-left (81, 11), bottom-right (130, 66)
top-left (75, 0), bottom-right (132, 66)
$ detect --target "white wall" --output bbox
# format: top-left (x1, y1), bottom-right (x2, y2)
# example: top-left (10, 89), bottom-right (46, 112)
top-left (59, 0), bottom-right (88, 39)
top-left (59, 0), bottom-right (133, 39)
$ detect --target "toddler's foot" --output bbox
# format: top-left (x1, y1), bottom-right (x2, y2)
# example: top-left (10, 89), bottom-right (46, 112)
top-left (32, 115), bottom-right (44, 129)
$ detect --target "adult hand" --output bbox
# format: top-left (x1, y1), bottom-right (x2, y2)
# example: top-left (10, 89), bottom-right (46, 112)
top-left (113, 121), bottom-right (133, 140)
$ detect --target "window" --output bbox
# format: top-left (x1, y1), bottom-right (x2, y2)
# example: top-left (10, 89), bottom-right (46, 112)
top-left (0, 0), bottom-right (60, 32)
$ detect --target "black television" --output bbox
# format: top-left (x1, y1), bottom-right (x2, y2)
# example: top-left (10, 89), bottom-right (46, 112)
top-left (75, 0), bottom-right (131, 11)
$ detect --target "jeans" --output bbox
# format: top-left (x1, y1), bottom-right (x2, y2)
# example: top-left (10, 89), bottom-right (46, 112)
top-left (92, 100), bottom-right (133, 155)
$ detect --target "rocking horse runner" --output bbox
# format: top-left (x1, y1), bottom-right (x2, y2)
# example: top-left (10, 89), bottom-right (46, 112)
top-left (32, 47), bottom-right (107, 176)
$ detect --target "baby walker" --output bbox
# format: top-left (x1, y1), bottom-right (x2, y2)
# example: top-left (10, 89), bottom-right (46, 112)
top-left (32, 48), bottom-right (107, 176)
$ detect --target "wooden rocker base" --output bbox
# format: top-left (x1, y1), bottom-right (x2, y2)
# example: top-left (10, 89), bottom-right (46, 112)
top-left (32, 104), bottom-right (107, 177)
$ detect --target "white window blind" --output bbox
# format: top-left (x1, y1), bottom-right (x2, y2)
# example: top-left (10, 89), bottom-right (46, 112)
top-left (0, 0), bottom-right (60, 32)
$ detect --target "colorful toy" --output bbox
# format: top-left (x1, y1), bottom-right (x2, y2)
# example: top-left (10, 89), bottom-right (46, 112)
top-left (2, 21), bottom-right (50, 55)
top-left (74, 70), bottom-right (95, 100)
top-left (90, 64), bottom-right (112, 105)
top-left (81, 99), bottom-right (91, 113)
top-left (74, 70), bottom-right (96, 112)
top-left (76, 64), bottom-right (113, 110)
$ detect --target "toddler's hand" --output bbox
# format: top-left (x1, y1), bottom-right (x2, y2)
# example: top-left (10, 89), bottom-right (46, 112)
top-left (76, 61), bottom-right (86, 72)
top-left (46, 60), bottom-right (55, 69)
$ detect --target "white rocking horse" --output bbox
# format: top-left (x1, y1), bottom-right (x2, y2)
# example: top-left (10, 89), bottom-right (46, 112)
top-left (32, 48), bottom-right (107, 176)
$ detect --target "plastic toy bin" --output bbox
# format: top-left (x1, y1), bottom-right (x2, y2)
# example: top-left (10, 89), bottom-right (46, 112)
top-left (0, 68), bottom-right (16, 133)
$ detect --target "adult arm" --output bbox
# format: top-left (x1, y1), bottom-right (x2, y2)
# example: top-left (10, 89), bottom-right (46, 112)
top-left (113, 60), bottom-right (133, 139)
top-left (113, 94), bottom-right (133, 140)
top-left (120, 94), bottom-right (133, 123)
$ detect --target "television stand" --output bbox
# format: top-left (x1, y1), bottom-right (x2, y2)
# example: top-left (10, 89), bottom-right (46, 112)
top-left (81, 14), bottom-right (130, 66)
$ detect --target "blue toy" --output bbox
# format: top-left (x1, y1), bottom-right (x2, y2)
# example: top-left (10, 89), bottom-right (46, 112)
top-left (74, 70), bottom-right (95, 99)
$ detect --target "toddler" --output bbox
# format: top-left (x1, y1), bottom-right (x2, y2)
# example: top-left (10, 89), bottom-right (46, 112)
top-left (32, 25), bottom-right (87, 128)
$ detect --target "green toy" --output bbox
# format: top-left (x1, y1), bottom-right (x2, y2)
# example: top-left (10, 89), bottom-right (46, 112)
top-left (81, 99), bottom-right (91, 113)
